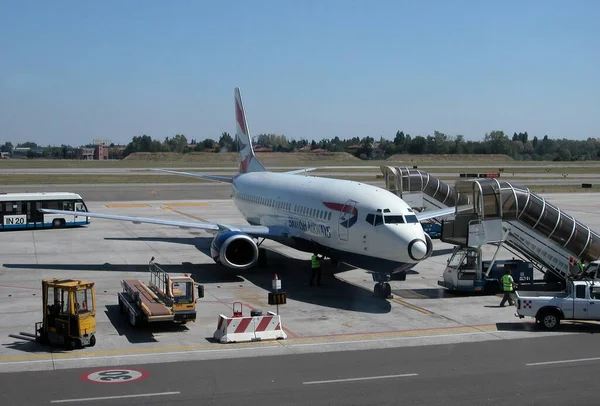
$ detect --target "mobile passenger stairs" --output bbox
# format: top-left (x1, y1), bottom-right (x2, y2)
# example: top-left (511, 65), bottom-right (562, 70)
top-left (380, 166), bottom-right (600, 293)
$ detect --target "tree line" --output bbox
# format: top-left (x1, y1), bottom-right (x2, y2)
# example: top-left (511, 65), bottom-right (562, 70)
top-left (2, 130), bottom-right (599, 161)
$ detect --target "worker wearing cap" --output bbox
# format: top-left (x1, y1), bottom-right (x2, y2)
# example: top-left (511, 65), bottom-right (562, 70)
top-left (500, 268), bottom-right (518, 307)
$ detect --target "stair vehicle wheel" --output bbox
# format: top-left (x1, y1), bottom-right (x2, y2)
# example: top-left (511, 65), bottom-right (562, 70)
top-left (89, 335), bottom-right (96, 347)
top-left (483, 282), bottom-right (499, 295)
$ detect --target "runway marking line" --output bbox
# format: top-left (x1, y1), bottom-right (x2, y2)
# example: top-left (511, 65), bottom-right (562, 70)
top-left (104, 204), bottom-right (150, 208)
top-left (50, 392), bottom-right (180, 404)
top-left (526, 356), bottom-right (600, 367)
top-left (303, 373), bottom-right (418, 385)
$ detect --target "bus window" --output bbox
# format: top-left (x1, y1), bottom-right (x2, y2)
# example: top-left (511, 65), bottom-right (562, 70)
top-left (63, 201), bottom-right (74, 211)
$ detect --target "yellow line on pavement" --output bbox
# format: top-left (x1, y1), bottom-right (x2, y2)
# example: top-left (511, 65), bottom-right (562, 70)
top-left (105, 204), bottom-right (149, 208)
top-left (390, 298), bottom-right (434, 315)
top-left (163, 203), bottom-right (209, 207)
top-left (0, 324), bottom-right (500, 364)
top-left (0, 341), bottom-right (280, 363)
top-left (161, 206), bottom-right (209, 223)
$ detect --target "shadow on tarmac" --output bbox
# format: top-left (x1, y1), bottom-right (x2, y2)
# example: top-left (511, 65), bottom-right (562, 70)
top-left (496, 321), bottom-right (600, 334)
top-left (103, 236), bottom-right (213, 258)
top-left (3, 245), bottom-right (393, 314)
top-left (104, 304), bottom-right (190, 344)
top-left (392, 288), bottom-right (457, 299)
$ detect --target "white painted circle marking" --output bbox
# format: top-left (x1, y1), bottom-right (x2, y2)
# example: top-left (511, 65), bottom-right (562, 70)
top-left (82, 368), bottom-right (149, 384)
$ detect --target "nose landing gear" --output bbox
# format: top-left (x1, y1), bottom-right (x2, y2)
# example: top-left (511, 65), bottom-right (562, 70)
top-left (372, 273), bottom-right (396, 299)
top-left (374, 282), bottom-right (392, 299)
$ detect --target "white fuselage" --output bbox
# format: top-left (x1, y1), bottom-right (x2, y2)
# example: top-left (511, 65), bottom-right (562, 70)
top-left (231, 172), bottom-right (430, 273)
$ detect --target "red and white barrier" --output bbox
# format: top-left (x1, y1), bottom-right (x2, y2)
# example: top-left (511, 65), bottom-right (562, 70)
top-left (213, 311), bottom-right (287, 343)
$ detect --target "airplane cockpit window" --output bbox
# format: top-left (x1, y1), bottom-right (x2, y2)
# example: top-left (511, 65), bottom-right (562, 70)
top-left (365, 214), bottom-right (383, 226)
top-left (405, 214), bottom-right (419, 223)
top-left (384, 215), bottom-right (405, 224)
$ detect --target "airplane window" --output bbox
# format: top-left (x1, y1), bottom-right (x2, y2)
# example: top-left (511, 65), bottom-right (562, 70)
top-left (384, 209), bottom-right (391, 213)
top-left (366, 214), bottom-right (374, 225)
top-left (384, 215), bottom-right (405, 224)
top-left (328, 212), bottom-right (331, 220)
top-left (405, 215), bottom-right (419, 223)
top-left (374, 215), bottom-right (383, 226)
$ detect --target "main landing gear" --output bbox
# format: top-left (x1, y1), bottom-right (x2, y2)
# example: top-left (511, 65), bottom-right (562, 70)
top-left (372, 273), bottom-right (393, 299)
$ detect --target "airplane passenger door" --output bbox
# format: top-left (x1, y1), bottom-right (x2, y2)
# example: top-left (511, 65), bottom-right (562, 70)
top-left (338, 200), bottom-right (357, 242)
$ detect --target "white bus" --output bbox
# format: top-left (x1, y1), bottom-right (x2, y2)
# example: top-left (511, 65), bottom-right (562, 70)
top-left (0, 192), bottom-right (90, 230)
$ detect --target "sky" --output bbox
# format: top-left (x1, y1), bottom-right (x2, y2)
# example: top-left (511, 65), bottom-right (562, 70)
top-left (1, 0), bottom-right (599, 147)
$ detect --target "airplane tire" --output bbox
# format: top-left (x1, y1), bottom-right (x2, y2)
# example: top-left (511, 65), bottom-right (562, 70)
top-left (383, 283), bottom-right (392, 298)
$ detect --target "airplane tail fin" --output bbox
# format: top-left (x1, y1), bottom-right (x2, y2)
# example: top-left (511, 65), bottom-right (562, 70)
top-left (235, 87), bottom-right (267, 174)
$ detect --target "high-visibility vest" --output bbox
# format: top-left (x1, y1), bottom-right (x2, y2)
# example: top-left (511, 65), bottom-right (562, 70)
top-left (502, 274), bottom-right (513, 292)
top-left (311, 255), bottom-right (320, 268)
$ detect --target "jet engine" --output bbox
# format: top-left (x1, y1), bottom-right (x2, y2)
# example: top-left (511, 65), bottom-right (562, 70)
top-left (210, 231), bottom-right (259, 270)
top-left (408, 232), bottom-right (434, 262)
top-left (423, 232), bottom-right (434, 259)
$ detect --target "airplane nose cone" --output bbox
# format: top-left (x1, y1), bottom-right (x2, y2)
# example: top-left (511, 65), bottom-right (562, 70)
top-left (408, 238), bottom-right (428, 261)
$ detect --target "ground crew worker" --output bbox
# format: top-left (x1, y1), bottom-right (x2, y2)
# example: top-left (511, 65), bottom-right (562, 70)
top-left (500, 268), bottom-right (518, 307)
top-left (310, 253), bottom-right (323, 286)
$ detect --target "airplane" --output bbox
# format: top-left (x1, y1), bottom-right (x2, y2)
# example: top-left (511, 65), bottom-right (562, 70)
top-left (42, 87), bottom-right (455, 298)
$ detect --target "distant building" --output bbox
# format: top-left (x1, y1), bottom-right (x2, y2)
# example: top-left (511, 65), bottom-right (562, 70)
top-left (78, 147), bottom-right (95, 160)
top-left (94, 144), bottom-right (108, 160)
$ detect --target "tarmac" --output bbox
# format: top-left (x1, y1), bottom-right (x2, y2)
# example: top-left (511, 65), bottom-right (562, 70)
top-left (2, 333), bottom-right (600, 405)
top-left (1, 189), bottom-right (600, 375)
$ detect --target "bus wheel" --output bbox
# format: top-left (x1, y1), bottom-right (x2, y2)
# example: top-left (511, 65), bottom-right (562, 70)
top-left (52, 219), bottom-right (64, 228)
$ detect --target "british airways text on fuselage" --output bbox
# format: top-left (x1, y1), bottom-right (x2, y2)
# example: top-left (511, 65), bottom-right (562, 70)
top-left (288, 217), bottom-right (331, 238)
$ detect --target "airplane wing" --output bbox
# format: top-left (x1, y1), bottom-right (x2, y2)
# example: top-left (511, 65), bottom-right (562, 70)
top-left (283, 168), bottom-right (317, 175)
top-left (39, 209), bottom-right (281, 236)
top-left (151, 168), bottom-right (233, 183)
top-left (415, 207), bottom-right (456, 221)
top-left (415, 204), bottom-right (472, 221)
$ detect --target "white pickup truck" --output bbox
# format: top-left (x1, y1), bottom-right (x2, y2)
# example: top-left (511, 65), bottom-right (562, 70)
top-left (515, 279), bottom-right (600, 330)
